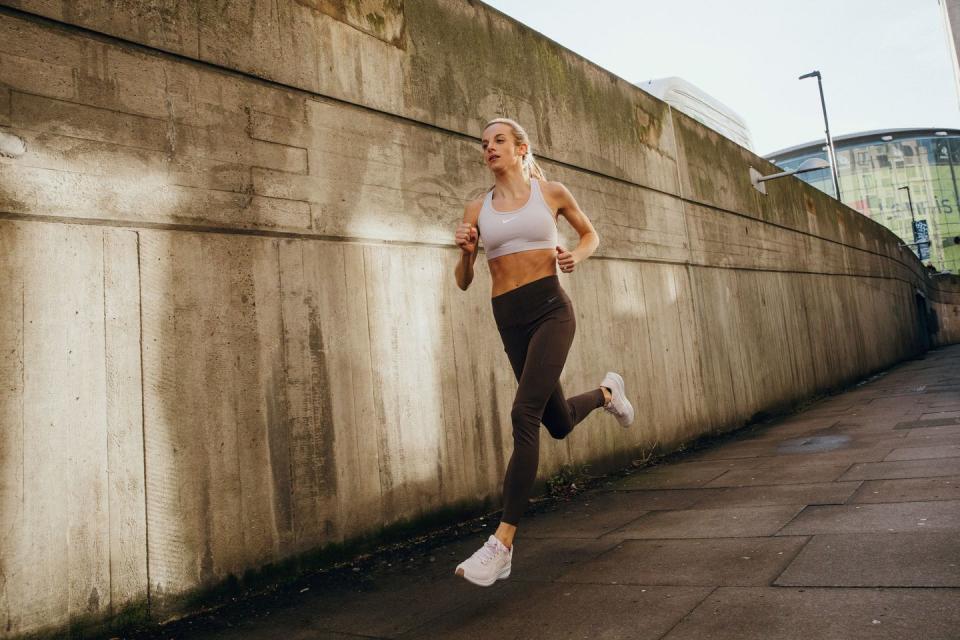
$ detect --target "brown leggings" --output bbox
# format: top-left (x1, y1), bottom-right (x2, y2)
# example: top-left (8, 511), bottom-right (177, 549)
top-left (491, 275), bottom-right (605, 526)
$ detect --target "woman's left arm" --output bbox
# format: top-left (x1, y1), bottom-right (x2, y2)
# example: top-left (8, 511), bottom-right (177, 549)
top-left (542, 181), bottom-right (599, 273)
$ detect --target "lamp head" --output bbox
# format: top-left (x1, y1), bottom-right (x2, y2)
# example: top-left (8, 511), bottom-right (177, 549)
top-left (795, 157), bottom-right (830, 172)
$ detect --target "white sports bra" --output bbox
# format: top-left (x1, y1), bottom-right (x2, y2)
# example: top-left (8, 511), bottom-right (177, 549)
top-left (476, 179), bottom-right (558, 260)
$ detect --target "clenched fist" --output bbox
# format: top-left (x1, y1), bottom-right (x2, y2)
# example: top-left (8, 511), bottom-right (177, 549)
top-left (455, 222), bottom-right (478, 254)
top-left (556, 245), bottom-right (578, 273)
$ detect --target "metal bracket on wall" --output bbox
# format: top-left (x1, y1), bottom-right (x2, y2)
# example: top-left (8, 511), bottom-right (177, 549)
top-left (749, 167), bottom-right (767, 195)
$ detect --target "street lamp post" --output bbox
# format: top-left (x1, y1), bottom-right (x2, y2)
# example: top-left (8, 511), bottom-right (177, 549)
top-left (799, 70), bottom-right (842, 201)
top-left (897, 185), bottom-right (917, 230)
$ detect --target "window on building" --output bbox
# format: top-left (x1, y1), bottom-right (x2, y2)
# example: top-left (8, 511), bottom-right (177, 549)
top-left (902, 144), bottom-right (916, 165)
top-left (950, 138), bottom-right (960, 164)
top-left (836, 149), bottom-right (852, 169)
top-left (923, 139), bottom-right (945, 164)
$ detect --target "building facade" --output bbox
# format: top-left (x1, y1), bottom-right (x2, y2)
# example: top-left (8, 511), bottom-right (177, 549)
top-left (636, 77), bottom-right (755, 151)
top-left (940, 0), bottom-right (960, 109)
top-left (766, 128), bottom-right (960, 273)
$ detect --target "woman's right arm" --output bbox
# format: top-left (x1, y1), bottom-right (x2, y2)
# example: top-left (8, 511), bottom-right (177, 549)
top-left (454, 199), bottom-right (482, 291)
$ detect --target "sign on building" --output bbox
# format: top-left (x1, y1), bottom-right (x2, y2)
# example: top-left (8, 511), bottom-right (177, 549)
top-left (914, 219), bottom-right (931, 261)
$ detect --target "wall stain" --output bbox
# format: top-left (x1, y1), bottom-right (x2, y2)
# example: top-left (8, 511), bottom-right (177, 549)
top-left (293, 0), bottom-right (406, 49)
top-left (263, 373), bottom-right (293, 543)
top-left (87, 586), bottom-right (99, 613)
top-left (305, 297), bottom-right (338, 498)
top-left (489, 368), bottom-right (505, 479)
top-left (200, 535), bottom-right (214, 584)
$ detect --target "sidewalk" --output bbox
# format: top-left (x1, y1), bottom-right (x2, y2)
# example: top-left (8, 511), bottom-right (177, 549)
top-left (131, 345), bottom-right (960, 640)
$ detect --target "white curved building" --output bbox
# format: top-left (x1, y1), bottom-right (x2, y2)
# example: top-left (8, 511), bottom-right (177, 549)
top-left (636, 76), bottom-right (755, 151)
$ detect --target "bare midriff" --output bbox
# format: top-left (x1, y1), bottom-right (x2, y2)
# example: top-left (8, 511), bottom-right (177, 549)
top-left (488, 248), bottom-right (557, 297)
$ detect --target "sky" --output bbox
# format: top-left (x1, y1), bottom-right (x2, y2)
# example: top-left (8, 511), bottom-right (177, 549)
top-left (483, 0), bottom-right (960, 156)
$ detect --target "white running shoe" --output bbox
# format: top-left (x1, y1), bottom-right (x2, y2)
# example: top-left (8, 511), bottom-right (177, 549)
top-left (601, 371), bottom-right (634, 427)
top-left (454, 534), bottom-right (512, 586)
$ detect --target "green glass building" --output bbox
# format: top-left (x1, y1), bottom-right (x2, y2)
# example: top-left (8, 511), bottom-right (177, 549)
top-left (766, 128), bottom-right (960, 273)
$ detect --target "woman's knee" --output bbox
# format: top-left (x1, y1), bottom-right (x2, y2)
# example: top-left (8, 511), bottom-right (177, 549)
top-left (541, 402), bottom-right (574, 440)
top-left (510, 404), bottom-right (540, 443)
top-left (543, 420), bottom-right (572, 440)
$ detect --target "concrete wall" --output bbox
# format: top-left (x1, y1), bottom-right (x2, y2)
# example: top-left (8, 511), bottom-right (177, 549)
top-left (0, 1), bottom-right (957, 637)
top-left (932, 274), bottom-right (960, 346)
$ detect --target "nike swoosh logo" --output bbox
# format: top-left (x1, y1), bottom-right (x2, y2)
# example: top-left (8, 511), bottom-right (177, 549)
top-left (546, 296), bottom-right (558, 304)
top-left (500, 217), bottom-right (518, 224)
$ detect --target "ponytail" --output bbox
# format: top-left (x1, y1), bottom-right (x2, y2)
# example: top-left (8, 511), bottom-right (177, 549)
top-left (523, 150), bottom-right (547, 181)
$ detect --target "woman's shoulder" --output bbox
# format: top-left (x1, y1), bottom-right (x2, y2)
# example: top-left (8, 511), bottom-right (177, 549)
top-left (537, 179), bottom-right (569, 196)
top-left (537, 179), bottom-right (573, 208)
top-left (462, 192), bottom-right (486, 222)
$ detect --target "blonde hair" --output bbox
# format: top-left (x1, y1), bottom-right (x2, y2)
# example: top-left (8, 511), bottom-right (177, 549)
top-left (483, 117), bottom-right (547, 181)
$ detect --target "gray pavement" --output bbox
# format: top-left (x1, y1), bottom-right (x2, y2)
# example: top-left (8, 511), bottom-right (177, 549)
top-left (135, 345), bottom-right (960, 639)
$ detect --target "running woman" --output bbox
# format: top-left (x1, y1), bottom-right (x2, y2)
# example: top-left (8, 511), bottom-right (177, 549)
top-left (452, 118), bottom-right (634, 586)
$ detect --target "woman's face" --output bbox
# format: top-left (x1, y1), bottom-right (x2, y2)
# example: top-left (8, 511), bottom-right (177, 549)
top-left (481, 123), bottom-right (526, 174)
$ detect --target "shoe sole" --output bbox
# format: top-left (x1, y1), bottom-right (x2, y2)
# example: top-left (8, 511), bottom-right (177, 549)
top-left (455, 565), bottom-right (511, 587)
top-left (605, 372), bottom-right (634, 428)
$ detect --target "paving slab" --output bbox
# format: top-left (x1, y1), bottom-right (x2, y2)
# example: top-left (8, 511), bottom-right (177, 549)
top-left (929, 401), bottom-right (960, 410)
top-left (284, 632), bottom-right (363, 640)
top-left (691, 435), bottom-right (902, 462)
top-left (591, 487), bottom-right (711, 510)
top-left (816, 416), bottom-right (910, 430)
top-left (894, 417), bottom-right (960, 429)
top-left (904, 425), bottom-right (960, 439)
top-left (229, 630), bottom-right (372, 640)
top-left (662, 587), bottom-right (960, 640)
top-left (921, 411), bottom-right (960, 420)
top-left (520, 490), bottom-right (651, 539)
top-left (866, 395), bottom-right (927, 410)
top-left (686, 441), bottom-right (782, 461)
top-left (774, 532), bottom-right (960, 587)
top-left (611, 462), bottom-right (736, 490)
top-left (392, 534), bottom-right (621, 584)
top-left (777, 500), bottom-right (960, 535)
top-left (608, 505), bottom-right (804, 540)
top-left (704, 463), bottom-right (852, 487)
top-left (839, 457), bottom-right (960, 481)
top-left (396, 583), bottom-right (712, 640)
top-left (925, 384), bottom-right (960, 394)
top-left (300, 573), bottom-right (527, 638)
top-left (824, 408), bottom-right (917, 422)
top-left (813, 421), bottom-right (907, 437)
top-left (507, 537), bottom-right (623, 582)
top-left (738, 419), bottom-right (843, 441)
top-left (796, 403), bottom-right (864, 419)
top-left (849, 476), bottom-right (960, 503)
top-left (884, 445), bottom-right (960, 461)
top-left (206, 626), bottom-right (384, 640)
top-left (900, 432), bottom-right (960, 447)
top-left (556, 537), bottom-right (808, 586)
top-left (688, 482), bottom-right (860, 509)
top-left (185, 570), bottom-right (529, 640)
top-left (745, 446), bottom-right (896, 469)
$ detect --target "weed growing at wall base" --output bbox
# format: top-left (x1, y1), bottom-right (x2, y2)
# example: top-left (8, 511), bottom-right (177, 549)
top-left (545, 463), bottom-right (594, 500)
